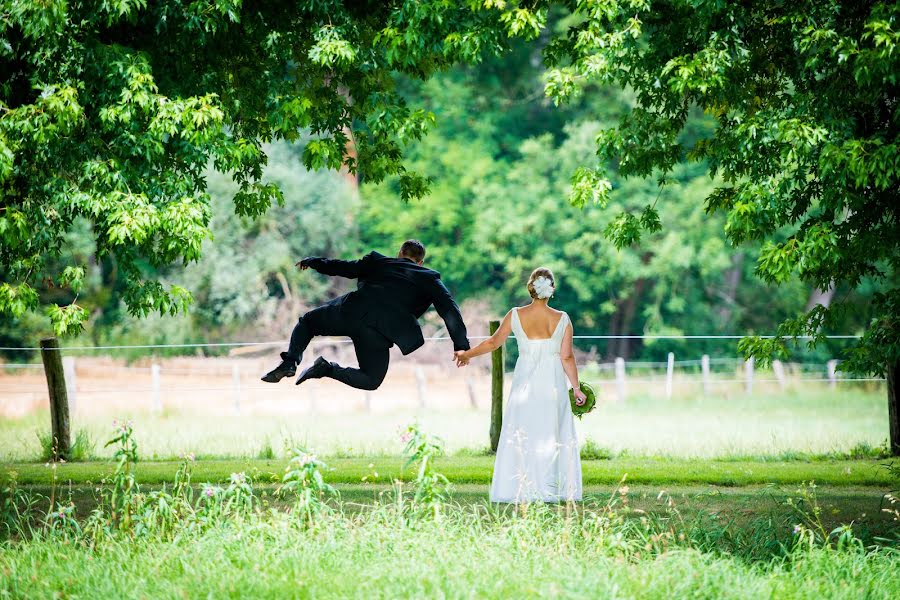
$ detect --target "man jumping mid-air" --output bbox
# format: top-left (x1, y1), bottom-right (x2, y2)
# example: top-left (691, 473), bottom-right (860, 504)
top-left (262, 240), bottom-right (470, 390)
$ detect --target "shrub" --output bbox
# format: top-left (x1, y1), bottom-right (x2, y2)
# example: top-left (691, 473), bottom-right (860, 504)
top-left (37, 429), bottom-right (94, 462)
top-left (581, 438), bottom-right (614, 460)
top-left (256, 439), bottom-right (275, 460)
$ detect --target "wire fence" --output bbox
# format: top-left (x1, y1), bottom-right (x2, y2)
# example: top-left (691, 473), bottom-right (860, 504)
top-left (0, 333), bottom-right (864, 352)
top-left (0, 333), bottom-right (881, 420)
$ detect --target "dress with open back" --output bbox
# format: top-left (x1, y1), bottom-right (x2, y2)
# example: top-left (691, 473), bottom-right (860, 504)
top-left (490, 308), bottom-right (582, 503)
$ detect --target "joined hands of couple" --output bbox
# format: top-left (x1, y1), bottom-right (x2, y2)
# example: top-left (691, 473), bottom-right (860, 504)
top-left (451, 350), bottom-right (588, 406)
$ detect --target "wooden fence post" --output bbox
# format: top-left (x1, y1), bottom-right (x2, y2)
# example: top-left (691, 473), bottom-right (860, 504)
top-left (62, 356), bottom-right (77, 413)
top-left (665, 352), bottom-right (675, 400)
top-left (465, 377), bottom-right (478, 410)
top-left (151, 363), bottom-right (162, 413)
top-left (701, 355), bottom-right (711, 396)
top-left (39, 338), bottom-right (71, 460)
top-left (827, 359), bottom-right (838, 389)
top-left (772, 360), bottom-right (786, 391)
top-left (615, 357), bottom-right (626, 403)
top-left (489, 320), bottom-right (503, 452)
top-left (232, 363), bottom-right (242, 415)
top-left (308, 382), bottom-right (318, 414)
top-left (415, 366), bottom-right (427, 410)
top-left (744, 357), bottom-right (755, 395)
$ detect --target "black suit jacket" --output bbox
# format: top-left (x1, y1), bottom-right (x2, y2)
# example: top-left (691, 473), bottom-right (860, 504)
top-left (303, 252), bottom-right (470, 355)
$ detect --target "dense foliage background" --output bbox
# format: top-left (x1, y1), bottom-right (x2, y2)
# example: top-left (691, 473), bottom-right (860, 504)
top-left (1, 1), bottom-right (893, 373)
top-left (2, 28), bottom-right (880, 363)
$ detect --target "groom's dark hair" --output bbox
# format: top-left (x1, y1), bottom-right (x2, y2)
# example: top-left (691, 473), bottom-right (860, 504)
top-left (400, 239), bottom-right (426, 262)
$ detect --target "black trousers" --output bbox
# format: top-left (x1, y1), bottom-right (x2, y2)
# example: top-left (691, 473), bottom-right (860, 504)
top-left (286, 303), bottom-right (391, 391)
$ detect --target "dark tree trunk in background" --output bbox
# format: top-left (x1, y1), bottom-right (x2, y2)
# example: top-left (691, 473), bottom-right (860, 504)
top-left (715, 252), bottom-right (743, 327)
top-left (606, 253), bottom-right (654, 360)
top-left (606, 296), bottom-right (622, 360)
top-left (615, 278), bottom-right (645, 359)
top-left (888, 358), bottom-right (900, 457)
top-left (606, 285), bottom-right (641, 360)
top-left (805, 283), bottom-right (836, 312)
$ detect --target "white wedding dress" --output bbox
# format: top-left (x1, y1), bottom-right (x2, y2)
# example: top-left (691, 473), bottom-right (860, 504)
top-left (490, 308), bottom-right (582, 503)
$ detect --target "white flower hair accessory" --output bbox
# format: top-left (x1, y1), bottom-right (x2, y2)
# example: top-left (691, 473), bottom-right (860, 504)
top-left (532, 276), bottom-right (555, 299)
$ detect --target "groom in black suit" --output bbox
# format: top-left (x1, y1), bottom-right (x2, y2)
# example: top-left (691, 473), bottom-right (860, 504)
top-left (262, 240), bottom-right (470, 390)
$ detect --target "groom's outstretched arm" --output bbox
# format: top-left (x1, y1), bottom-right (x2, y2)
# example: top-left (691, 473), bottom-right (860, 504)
top-left (299, 252), bottom-right (375, 279)
top-left (430, 277), bottom-right (470, 352)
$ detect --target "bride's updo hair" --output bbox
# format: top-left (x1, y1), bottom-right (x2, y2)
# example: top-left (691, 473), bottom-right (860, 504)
top-left (527, 267), bottom-right (556, 300)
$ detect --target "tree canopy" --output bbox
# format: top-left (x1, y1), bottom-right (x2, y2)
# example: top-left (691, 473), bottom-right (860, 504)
top-left (0, 0), bottom-right (540, 334)
top-left (541, 0), bottom-right (898, 376)
top-left (1, 1), bottom-right (896, 384)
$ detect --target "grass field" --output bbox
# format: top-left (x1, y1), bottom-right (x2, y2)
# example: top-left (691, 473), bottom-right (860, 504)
top-left (0, 387), bottom-right (889, 461)
top-left (2, 389), bottom-right (897, 598)
top-left (4, 501), bottom-right (898, 599)
top-left (5, 455), bottom-right (898, 539)
top-left (3, 456), bottom-right (896, 487)
top-left (2, 450), bottom-right (899, 598)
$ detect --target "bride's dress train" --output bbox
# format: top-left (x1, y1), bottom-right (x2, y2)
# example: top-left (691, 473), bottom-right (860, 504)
top-left (490, 308), bottom-right (582, 503)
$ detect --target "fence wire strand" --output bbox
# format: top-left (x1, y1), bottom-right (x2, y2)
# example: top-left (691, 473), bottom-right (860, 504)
top-left (0, 333), bottom-right (863, 352)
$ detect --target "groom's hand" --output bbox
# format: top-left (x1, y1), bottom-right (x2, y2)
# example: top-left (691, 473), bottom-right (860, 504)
top-left (453, 350), bottom-right (470, 368)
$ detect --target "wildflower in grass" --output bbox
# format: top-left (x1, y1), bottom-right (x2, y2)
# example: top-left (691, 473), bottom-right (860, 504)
top-left (793, 524), bottom-right (802, 535)
top-left (205, 487), bottom-right (215, 498)
top-left (230, 472), bottom-right (246, 485)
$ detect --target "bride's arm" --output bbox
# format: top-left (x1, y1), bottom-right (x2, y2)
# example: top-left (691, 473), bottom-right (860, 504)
top-left (453, 311), bottom-right (513, 366)
top-left (560, 323), bottom-right (587, 404)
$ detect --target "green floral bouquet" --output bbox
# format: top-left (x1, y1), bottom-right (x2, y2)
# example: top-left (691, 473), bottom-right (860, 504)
top-left (569, 381), bottom-right (597, 419)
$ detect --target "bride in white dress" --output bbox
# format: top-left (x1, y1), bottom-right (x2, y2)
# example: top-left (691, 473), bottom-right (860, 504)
top-left (454, 268), bottom-right (586, 503)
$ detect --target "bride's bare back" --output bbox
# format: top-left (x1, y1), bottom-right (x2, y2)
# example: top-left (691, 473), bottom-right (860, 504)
top-left (453, 266), bottom-right (584, 406)
top-left (514, 302), bottom-right (565, 340)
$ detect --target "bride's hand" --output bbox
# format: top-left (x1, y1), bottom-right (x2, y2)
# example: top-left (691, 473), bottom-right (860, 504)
top-left (453, 350), bottom-right (470, 367)
top-left (573, 388), bottom-right (587, 406)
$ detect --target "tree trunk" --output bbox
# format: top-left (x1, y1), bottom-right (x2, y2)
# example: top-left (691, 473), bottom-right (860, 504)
top-left (605, 297), bottom-right (622, 361)
top-left (805, 283), bottom-right (836, 312)
top-left (715, 252), bottom-right (743, 327)
top-left (606, 253), bottom-right (653, 360)
top-left (615, 278), bottom-right (645, 359)
top-left (888, 358), bottom-right (900, 457)
top-left (335, 84), bottom-right (359, 190)
top-left (40, 338), bottom-right (71, 460)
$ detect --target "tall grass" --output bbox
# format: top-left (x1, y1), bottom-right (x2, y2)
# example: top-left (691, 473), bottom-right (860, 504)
top-left (1, 425), bottom-right (898, 599)
top-left (37, 428), bottom-right (94, 462)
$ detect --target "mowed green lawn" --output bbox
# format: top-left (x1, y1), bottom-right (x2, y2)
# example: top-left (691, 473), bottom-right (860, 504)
top-left (3, 455), bottom-right (896, 487)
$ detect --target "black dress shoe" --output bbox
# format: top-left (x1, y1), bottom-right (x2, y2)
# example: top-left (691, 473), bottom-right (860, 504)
top-left (295, 357), bottom-right (333, 386)
top-left (261, 353), bottom-right (297, 383)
